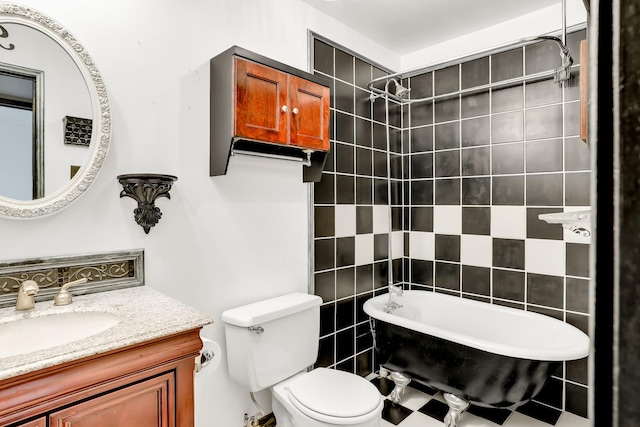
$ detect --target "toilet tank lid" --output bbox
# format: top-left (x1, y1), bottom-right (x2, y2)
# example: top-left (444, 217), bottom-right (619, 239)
top-left (221, 293), bottom-right (322, 327)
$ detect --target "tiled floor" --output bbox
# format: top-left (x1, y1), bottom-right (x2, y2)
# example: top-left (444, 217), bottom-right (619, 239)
top-left (369, 376), bottom-right (589, 427)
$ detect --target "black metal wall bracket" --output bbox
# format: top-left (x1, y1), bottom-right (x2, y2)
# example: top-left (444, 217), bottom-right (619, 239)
top-left (117, 174), bottom-right (177, 234)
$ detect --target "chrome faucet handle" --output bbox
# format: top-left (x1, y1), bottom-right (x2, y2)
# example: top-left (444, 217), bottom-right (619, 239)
top-left (16, 280), bottom-right (39, 311)
top-left (54, 277), bottom-right (89, 306)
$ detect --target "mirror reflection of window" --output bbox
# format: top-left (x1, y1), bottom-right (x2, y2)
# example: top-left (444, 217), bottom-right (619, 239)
top-left (0, 70), bottom-right (42, 200)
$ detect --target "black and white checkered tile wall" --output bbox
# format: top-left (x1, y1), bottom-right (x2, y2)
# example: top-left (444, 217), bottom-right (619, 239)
top-left (311, 29), bottom-right (590, 423)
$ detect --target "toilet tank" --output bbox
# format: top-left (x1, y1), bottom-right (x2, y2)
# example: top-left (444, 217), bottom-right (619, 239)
top-left (221, 293), bottom-right (322, 392)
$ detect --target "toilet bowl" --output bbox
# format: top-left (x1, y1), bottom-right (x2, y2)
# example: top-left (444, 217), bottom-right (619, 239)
top-left (271, 368), bottom-right (383, 427)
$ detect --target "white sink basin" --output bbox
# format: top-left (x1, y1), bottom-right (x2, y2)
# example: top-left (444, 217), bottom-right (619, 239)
top-left (0, 311), bottom-right (120, 359)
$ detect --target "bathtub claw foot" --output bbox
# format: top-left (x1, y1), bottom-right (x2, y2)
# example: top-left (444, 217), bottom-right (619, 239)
top-left (388, 372), bottom-right (411, 404)
top-left (443, 393), bottom-right (469, 427)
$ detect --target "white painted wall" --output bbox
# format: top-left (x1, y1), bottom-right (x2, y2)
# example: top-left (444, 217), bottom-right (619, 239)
top-left (0, 1), bottom-right (396, 425)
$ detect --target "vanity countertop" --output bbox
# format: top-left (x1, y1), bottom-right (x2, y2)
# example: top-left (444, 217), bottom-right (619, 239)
top-left (0, 286), bottom-right (213, 381)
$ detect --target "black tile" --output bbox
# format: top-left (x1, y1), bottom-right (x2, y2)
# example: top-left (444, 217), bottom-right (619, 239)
top-left (410, 100), bottom-right (433, 127)
top-left (535, 376), bottom-right (564, 409)
top-left (336, 327), bottom-right (354, 361)
top-left (526, 105), bottom-right (563, 140)
top-left (314, 173), bottom-right (334, 204)
top-left (462, 206), bottom-right (491, 235)
top-left (334, 80), bottom-right (354, 114)
top-left (527, 273), bottom-right (564, 309)
top-left (565, 136), bottom-right (591, 171)
top-left (462, 177), bottom-right (491, 205)
top-left (435, 234), bottom-right (461, 262)
top-left (567, 355), bottom-right (589, 385)
top-left (314, 238), bottom-right (335, 271)
top-left (382, 399), bottom-right (412, 425)
top-left (492, 111), bottom-right (524, 143)
top-left (525, 79), bottom-right (562, 108)
top-left (355, 349), bottom-right (372, 376)
top-left (370, 376), bottom-right (394, 395)
top-left (527, 208), bottom-right (564, 240)
top-left (527, 139), bottom-right (563, 172)
top-left (492, 268), bottom-right (525, 301)
top-left (374, 234), bottom-right (388, 261)
top-left (491, 48), bottom-right (523, 82)
top-left (411, 179), bottom-right (433, 205)
top-left (462, 57), bottom-right (489, 89)
top-left (387, 100), bottom-right (402, 129)
top-left (435, 262), bottom-right (460, 290)
top-left (390, 180), bottom-right (402, 205)
top-left (525, 40), bottom-right (562, 75)
top-left (355, 88), bottom-right (372, 120)
top-left (319, 302), bottom-right (335, 335)
top-left (411, 259), bottom-right (433, 286)
top-left (315, 271), bottom-right (335, 302)
top-left (410, 153), bottom-right (433, 179)
top-left (354, 57), bottom-right (372, 89)
top-left (335, 142), bottom-right (354, 174)
top-left (529, 305), bottom-right (563, 321)
top-left (526, 174), bottom-right (563, 206)
top-left (435, 122), bottom-right (460, 150)
top-left (566, 277), bottom-right (590, 313)
top-left (461, 147), bottom-right (490, 176)
top-left (493, 238), bottom-right (525, 270)
top-left (565, 172), bottom-right (590, 206)
top-left (355, 117), bottom-right (372, 147)
top-left (373, 261), bottom-right (389, 289)
top-left (336, 174), bottom-right (355, 204)
top-left (418, 398), bottom-right (450, 421)
top-left (462, 265), bottom-right (491, 296)
top-left (317, 335), bottom-right (334, 367)
top-left (435, 97), bottom-right (460, 122)
top-left (390, 154), bottom-right (403, 179)
top-left (373, 151), bottom-right (388, 178)
top-left (314, 206), bottom-right (335, 238)
top-left (324, 141), bottom-right (335, 172)
top-left (492, 175), bottom-right (524, 205)
top-left (355, 147), bottom-right (372, 176)
top-left (566, 243), bottom-right (590, 277)
top-left (565, 383), bottom-right (589, 419)
top-left (435, 151), bottom-right (460, 177)
top-left (313, 39), bottom-right (333, 76)
top-left (335, 49), bottom-right (353, 83)
top-left (336, 297), bottom-right (354, 329)
top-left (492, 85), bottom-right (524, 113)
top-left (411, 207), bottom-right (433, 232)
top-left (335, 111), bottom-right (355, 143)
top-left (336, 269), bottom-right (354, 300)
top-left (411, 126), bottom-right (433, 152)
top-left (372, 122), bottom-right (386, 150)
top-left (467, 405), bottom-right (511, 425)
top-left (336, 237), bottom-right (355, 267)
top-left (492, 143), bottom-right (524, 174)
top-left (567, 312), bottom-right (589, 335)
top-left (408, 381), bottom-right (438, 396)
top-left (373, 178), bottom-right (388, 204)
top-left (461, 90), bottom-right (490, 118)
top-left (336, 357), bottom-right (355, 374)
top-left (355, 177), bottom-right (372, 204)
top-left (356, 265), bottom-right (374, 294)
top-left (516, 400), bottom-right (562, 425)
top-left (461, 117), bottom-right (490, 147)
top-left (434, 178), bottom-right (460, 205)
top-left (435, 65), bottom-right (459, 95)
top-left (356, 206), bottom-right (373, 234)
top-left (410, 71), bottom-right (433, 99)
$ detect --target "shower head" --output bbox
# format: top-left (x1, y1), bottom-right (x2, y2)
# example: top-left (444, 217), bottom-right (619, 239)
top-left (385, 78), bottom-right (411, 100)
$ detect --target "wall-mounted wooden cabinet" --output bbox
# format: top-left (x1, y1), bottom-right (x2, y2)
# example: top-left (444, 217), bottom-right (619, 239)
top-left (210, 46), bottom-right (330, 182)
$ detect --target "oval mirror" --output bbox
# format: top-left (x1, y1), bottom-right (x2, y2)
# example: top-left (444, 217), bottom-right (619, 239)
top-left (0, 4), bottom-right (110, 218)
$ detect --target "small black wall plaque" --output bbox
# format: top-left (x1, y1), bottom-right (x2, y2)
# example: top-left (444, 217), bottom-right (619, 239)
top-left (63, 116), bottom-right (93, 146)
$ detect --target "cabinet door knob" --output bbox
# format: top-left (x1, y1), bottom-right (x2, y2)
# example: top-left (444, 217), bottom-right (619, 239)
top-left (292, 107), bottom-right (299, 115)
top-left (281, 105), bottom-right (288, 113)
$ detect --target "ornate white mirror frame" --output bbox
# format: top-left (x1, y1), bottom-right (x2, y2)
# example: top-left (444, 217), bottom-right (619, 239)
top-left (0, 3), bottom-right (110, 219)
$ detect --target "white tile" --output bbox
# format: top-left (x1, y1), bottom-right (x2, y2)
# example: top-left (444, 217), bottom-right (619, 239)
top-left (355, 234), bottom-right (374, 266)
top-left (491, 206), bottom-right (526, 239)
top-left (395, 411), bottom-right (443, 427)
top-left (503, 411), bottom-right (551, 427)
top-left (461, 235), bottom-right (493, 267)
top-left (373, 205), bottom-right (391, 234)
top-left (525, 239), bottom-right (566, 276)
top-left (334, 205), bottom-right (356, 237)
top-left (555, 411), bottom-right (590, 427)
top-left (434, 206), bottom-right (462, 234)
top-left (396, 388), bottom-right (430, 411)
top-left (409, 232), bottom-right (434, 261)
top-left (392, 231), bottom-right (405, 258)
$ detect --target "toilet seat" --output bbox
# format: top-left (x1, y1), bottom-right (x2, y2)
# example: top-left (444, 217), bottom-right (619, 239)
top-left (285, 368), bottom-right (383, 425)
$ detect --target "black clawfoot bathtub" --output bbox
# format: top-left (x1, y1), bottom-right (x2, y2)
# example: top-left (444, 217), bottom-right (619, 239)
top-left (364, 290), bottom-right (589, 410)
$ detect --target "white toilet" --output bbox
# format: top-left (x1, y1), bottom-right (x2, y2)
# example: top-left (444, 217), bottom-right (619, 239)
top-left (222, 293), bottom-right (384, 427)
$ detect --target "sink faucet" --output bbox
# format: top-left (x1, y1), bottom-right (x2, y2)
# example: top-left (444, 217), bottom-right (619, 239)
top-left (384, 284), bottom-right (403, 313)
top-left (54, 277), bottom-right (89, 306)
top-left (16, 280), bottom-right (39, 311)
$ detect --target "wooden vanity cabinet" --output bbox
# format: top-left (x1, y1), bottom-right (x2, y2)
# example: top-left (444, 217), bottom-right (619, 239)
top-left (0, 328), bottom-right (202, 427)
top-left (211, 46), bottom-right (331, 182)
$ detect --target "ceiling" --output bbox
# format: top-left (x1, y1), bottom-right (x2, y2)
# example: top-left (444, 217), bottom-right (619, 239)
top-left (299, 0), bottom-right (562, 55)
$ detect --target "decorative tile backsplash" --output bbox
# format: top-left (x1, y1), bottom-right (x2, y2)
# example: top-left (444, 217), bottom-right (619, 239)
top-left (0, 249), bottom-right (144, 308)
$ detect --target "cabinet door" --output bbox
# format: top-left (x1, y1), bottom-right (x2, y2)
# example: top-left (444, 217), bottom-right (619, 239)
top-left (16, 418), bottom-right (46, 427)
top-left (288, 75), bottom-right (330, 151)
top-left (49, 373), bottom-right (175, 427)
top-left (235, 58), bottom-right (289, 145)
